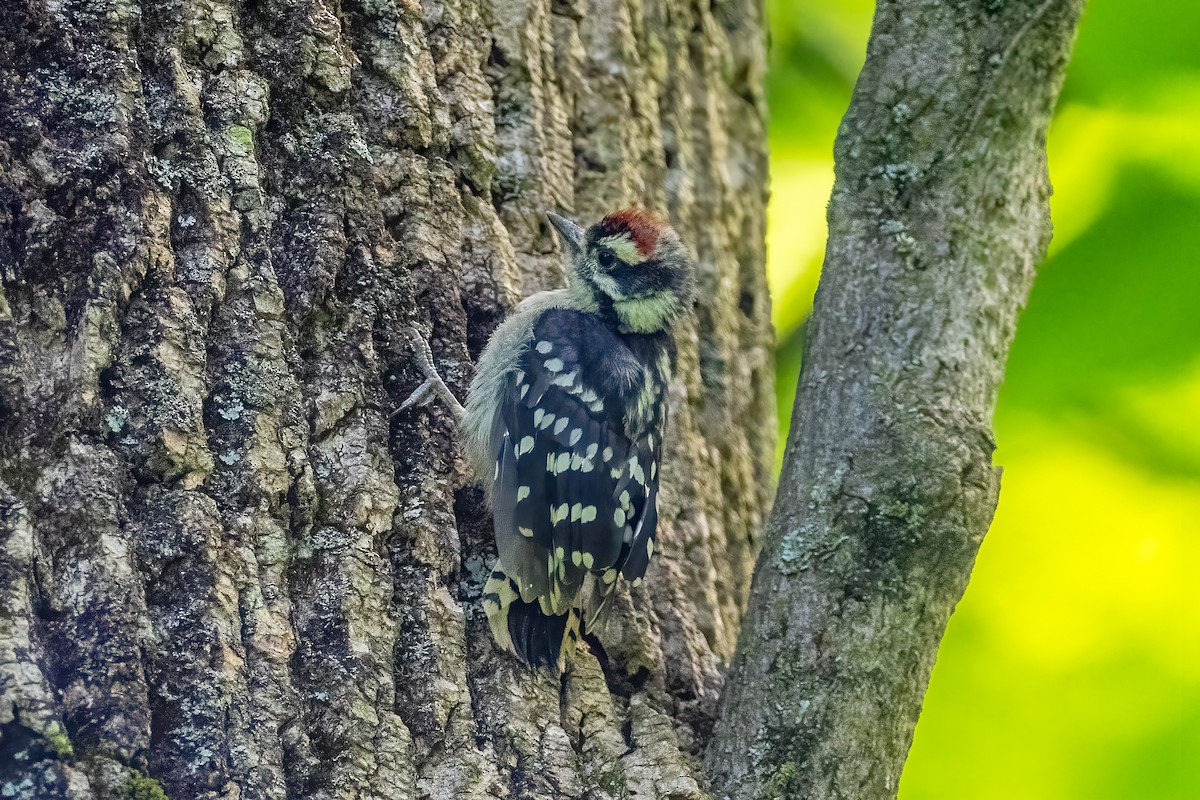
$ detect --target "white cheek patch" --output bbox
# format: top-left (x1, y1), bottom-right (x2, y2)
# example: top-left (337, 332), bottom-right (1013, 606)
top-left (590, 272), bottom-right (625, 301)
top-left (596, 234), bottom-right (644, 265)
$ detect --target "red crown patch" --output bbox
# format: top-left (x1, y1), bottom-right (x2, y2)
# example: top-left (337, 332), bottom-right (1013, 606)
top-left (599, 208), bottom-right (665, 257)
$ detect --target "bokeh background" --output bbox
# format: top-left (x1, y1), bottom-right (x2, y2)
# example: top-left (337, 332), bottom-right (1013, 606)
top-left (764, 2), bottom-right (1200, 798)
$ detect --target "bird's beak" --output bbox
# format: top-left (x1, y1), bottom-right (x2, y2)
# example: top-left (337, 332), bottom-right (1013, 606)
top-left (546, 211), bottom-right (585, 258)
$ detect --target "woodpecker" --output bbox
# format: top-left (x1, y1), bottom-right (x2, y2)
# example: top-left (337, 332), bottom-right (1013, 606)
top-left (400, 208), bottom-right (692, 669)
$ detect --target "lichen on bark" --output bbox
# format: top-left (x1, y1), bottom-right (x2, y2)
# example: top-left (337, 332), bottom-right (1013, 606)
top-left (706, 1), bottom-right (1084, 798)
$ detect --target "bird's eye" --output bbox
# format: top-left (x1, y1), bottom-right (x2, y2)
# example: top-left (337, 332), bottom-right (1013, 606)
top-left (597, 249), bottom-right (616, 269)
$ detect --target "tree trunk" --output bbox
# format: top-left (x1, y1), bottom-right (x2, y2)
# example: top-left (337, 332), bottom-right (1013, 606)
top-left (706, 1), bottom-right (1083, 798)
top-left (0, 0), bottom-right (772, 798)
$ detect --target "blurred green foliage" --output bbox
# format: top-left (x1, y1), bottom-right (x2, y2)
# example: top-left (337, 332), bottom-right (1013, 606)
top-left (764, 1), bottom-right (1200, 797)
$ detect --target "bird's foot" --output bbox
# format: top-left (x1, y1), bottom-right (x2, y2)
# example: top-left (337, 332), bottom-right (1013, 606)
top-left (395, 326), bottom-right (466, 421)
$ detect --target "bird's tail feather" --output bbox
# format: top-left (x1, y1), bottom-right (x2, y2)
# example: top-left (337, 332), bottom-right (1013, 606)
top-left (483, 565), bottom-right (580, 670)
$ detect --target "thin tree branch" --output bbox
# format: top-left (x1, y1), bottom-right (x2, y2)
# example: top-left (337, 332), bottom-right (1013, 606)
top-left (706, 1), bottom-right (1084, 798)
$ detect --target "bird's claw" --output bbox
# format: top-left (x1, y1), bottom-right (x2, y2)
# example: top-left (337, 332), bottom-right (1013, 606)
top-left (393, 326), bottom-right (466, 421)
top-left (395, 377), bottom-right (437, 415)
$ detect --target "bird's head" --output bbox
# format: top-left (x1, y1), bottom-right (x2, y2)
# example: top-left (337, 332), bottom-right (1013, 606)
top-left (548, 208), bottom-right (693, 334)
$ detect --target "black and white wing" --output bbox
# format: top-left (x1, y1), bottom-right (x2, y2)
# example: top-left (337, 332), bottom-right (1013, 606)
top-left (485, 308), bottom-right (668, 664)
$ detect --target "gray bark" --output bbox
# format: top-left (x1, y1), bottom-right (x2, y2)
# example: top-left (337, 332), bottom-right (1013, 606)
top-left (706, 1), bottom-right (1083, 798)
top-left (0, 0), bottom-right (772, 798)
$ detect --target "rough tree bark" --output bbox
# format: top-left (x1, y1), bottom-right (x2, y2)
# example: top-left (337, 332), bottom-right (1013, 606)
top-left (0, 0), bottom-right (772, 798)
top-left (707, 1), bottom-right (1083, 798)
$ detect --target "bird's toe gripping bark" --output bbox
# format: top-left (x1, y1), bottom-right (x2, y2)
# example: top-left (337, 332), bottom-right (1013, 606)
top-left (395, 326), bottom-right (466, 422)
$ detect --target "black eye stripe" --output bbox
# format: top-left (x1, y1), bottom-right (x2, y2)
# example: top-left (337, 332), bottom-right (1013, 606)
top-left (608, 263), bottom-right (639, 279)
top-left (607, 260), bottom-right (686, 295)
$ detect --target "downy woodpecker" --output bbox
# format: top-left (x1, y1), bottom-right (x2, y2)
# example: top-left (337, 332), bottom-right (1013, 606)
top-left (401, 208), bottom-right (692, 668)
